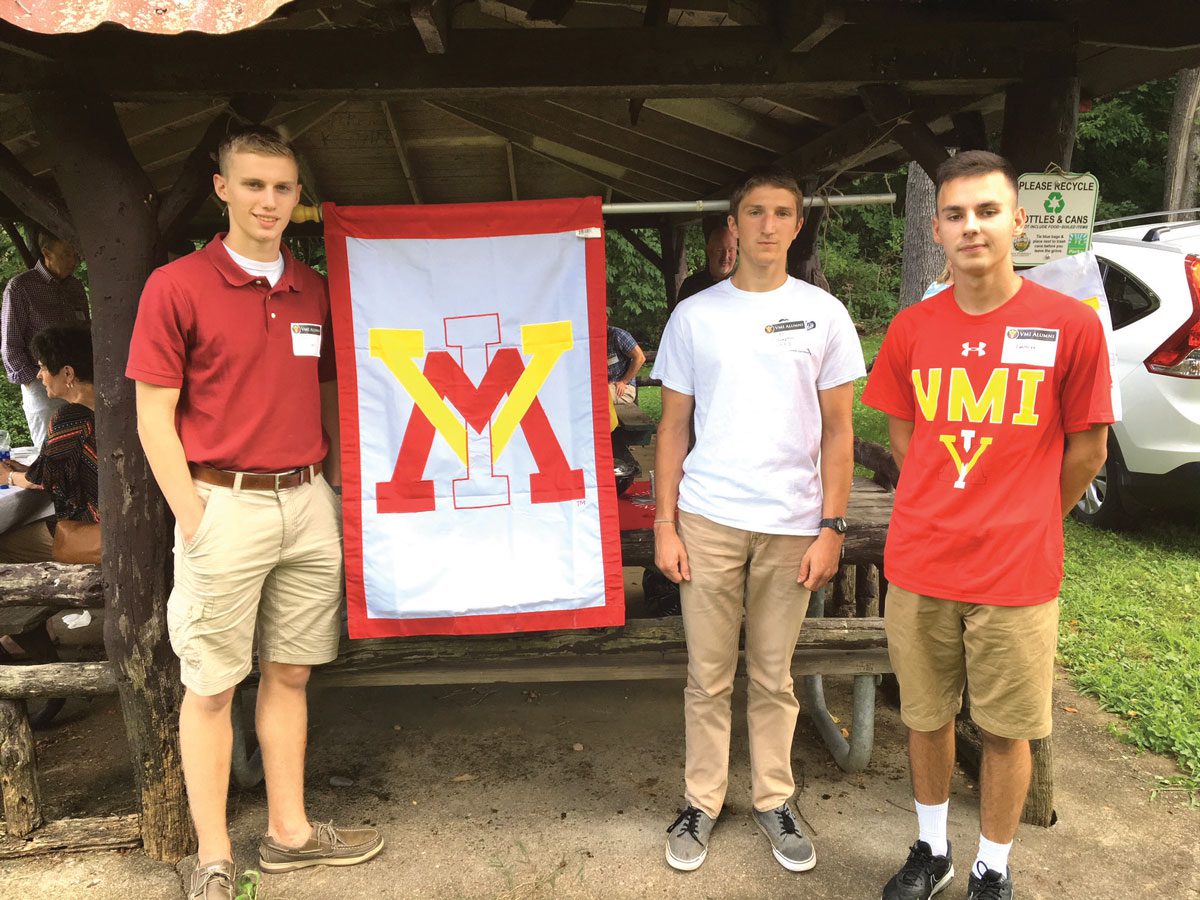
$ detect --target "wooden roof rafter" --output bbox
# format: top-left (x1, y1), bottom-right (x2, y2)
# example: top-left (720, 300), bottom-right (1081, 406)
top-left (486, 97), bottom-right (741, 185)
top-left (430, 100), bottom-right (676, 201)
top-left (440, 98), bottom-right (718, 195)
top-left (549, 97), bottom-right (769, 171)
top-left (0, 21), bottom-right (1076, 98)
top-left (382, 101), bottom-right (422, 203)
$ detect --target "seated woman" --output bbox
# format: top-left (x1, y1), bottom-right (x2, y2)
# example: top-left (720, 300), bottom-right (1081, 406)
top-left (1, 325), bottom-right (98, 530)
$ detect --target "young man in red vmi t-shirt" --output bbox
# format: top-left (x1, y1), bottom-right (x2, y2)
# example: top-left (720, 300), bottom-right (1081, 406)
top-left (128, 126), bottom-right (382, 899)
top-left (863, 151), bottom-right (1112, 900)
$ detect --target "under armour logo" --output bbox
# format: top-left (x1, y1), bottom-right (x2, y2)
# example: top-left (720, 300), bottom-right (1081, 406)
top-left (961, 342), bottom-right (987, 357)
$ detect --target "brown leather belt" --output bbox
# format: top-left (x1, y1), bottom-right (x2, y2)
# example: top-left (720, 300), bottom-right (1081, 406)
top-left (189, 462), bottom-right (322, 492)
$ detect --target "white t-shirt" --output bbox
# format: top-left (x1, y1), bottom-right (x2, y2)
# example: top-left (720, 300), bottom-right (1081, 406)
top-left (652, 276), bottom-right (866, 535)
top-left (223, 241), bottom-right (285, 287)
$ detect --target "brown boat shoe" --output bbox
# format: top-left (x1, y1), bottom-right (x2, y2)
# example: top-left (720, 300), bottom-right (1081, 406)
top-left (189, 859), bottom-right (236, 899)
top-left (258, 820), bottom-right (384, 873)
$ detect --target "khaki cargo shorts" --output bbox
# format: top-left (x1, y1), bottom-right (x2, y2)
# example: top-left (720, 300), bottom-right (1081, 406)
top-left (167, 473), bottom-right (344, 696)
top-left (884, 585), bottom-right (1059, 740)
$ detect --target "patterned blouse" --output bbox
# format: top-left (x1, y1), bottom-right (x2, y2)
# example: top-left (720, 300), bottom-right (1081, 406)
top-left (26, 403), bottom-right (99, 524)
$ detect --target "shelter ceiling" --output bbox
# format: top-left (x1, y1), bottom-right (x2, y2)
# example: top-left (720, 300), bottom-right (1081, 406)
top-left (0, 0), bottom-right (1198, 235)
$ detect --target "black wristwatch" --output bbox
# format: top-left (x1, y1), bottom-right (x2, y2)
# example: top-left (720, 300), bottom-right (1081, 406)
top-left (819, 517), bottom-right (847, 535)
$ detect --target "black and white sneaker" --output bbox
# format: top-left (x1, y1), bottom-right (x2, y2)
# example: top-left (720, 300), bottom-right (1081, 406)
top-left (967, 861), bottom-right (1013, 900)
top-left (882, 840), bottom-right (954, 899)
top-left (664, 804), bottom-right (715, 871)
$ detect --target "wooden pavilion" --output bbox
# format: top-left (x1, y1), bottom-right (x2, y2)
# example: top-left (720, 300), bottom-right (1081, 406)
top-left (1, 0), bottom-right (1199, 863)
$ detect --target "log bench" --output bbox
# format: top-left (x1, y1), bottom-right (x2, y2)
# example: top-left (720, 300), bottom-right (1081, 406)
top-left (0, 564), bottom-right (139, 857)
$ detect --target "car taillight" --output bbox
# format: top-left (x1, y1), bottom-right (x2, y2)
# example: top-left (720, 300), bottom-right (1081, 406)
top-left (1145, 255), bottom-right (1200, 378)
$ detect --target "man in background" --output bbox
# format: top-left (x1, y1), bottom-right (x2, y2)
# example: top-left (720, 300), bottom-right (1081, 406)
top-left (675, 219), bottom-right (738, 311)
top-left (608, 324), bottom-right (646, 404)
top-left (2, 230), bottom-right (89, 448)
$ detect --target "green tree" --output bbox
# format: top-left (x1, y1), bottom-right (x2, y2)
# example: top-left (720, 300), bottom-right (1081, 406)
top-left (604, 227), bottom-right (704, 348)
top-left (1075, 78), bottom-right (1176, 221)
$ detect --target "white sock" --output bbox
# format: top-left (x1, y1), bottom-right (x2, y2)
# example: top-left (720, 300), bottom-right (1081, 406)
top-left (914, 799), bottom-right (949, 857)
top-left (975, 834), bottom-right (1012, 876)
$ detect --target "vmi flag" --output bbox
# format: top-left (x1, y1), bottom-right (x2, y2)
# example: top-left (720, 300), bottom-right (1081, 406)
top-left (324, 198), bottom-right (625, 637)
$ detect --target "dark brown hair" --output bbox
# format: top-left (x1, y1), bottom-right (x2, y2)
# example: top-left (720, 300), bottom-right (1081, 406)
top-left (934, 150), bottom-right (1018, 200)
top-left (727, 165), bottom-right (804, 219)
top-left (31, 325), bottom-right (93, 383)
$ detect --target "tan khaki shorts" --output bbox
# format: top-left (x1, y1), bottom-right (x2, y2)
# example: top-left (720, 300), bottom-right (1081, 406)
top-left (167, 473), bottom-right (344, 696)
top-left (884, 585), bottom-right (1059, 740)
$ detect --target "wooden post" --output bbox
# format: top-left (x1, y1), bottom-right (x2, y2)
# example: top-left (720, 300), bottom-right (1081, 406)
top-left (788, 181), bottom-right (829, 291)
top-left (997, 76), bottom-right (1081, 828)
top-left (657, 220), bottom-right (687, 310)
top-left (24, 89), bottom-right (191, 862)
top-left (0, 699), bottom-right (43, 838)
top-left (1000, 77), bottom-right (1080, 174)
top-left (829, 565), bottom-right (857, 618)
top-left (854, 564), bottom-right (880, 617)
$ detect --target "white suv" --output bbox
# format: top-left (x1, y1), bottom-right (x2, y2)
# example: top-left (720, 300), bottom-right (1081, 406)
top-left (1075, 218), bottom-right (1200, 527)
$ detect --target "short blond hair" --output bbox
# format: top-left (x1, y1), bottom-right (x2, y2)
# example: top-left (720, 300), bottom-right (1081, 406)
top-left (217, 125), bottom-right (297, 176)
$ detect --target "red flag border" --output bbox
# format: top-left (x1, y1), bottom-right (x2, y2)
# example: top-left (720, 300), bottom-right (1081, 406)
top-left (323, 197), bottom-right (625, 637)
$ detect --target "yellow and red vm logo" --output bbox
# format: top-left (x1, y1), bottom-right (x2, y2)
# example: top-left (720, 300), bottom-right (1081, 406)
top-left (368, 316), bottom-right (585, 512)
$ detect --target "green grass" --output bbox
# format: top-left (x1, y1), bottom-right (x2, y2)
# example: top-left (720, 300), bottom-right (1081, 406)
top-left (1059, 518), bottom-right (1200, 791)
top-left (640, 332), bottom-right (1200, 791)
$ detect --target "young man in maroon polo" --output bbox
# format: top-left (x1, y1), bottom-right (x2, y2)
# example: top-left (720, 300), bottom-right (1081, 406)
top-left (128, 127), bottom-right (381, 899)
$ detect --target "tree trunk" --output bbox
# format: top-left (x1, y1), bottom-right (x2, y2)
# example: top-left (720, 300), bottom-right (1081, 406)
top-left (1163, 68), bottom-right (1200, 219)
top-left (898, 162), bottom-right (941, 310)
top-left (25, 90), bottom-right (191, 863)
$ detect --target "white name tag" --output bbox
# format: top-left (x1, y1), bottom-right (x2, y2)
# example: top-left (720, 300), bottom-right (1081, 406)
top-left (763, 319), bottom-right (816, 355)
top-left (1001, 326), bottom-right (1058, 366)
top-left (290, 322), bottom-right (322, 357)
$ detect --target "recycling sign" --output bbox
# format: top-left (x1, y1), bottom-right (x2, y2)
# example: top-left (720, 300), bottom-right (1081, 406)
top-left (1014, 172), bottom-right (1099, 266)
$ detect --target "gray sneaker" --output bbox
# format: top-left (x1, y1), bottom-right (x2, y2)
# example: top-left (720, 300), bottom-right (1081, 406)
top-left (753, 803), bottom-right (816, 872)
top-left (665, 804), bottom-right (716, 871)
top-left (188, 859), bottom-right (235, 900)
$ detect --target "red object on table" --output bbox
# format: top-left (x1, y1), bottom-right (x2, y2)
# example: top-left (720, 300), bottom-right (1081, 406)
top-left (618, 480), bottom-right (656, 530)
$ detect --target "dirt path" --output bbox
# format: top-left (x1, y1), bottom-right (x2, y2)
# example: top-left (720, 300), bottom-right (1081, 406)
top-left (2, 666), bottom-right (1196, 899)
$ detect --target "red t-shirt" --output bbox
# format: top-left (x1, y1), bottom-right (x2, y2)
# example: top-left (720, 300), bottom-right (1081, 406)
top-left (126, 235), bottom-right (336, 473)
top-left (862, 280), bottom-right (1114, 606)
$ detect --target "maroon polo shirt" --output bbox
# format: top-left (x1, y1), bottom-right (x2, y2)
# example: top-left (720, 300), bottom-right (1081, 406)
top-left (126, 234), bottom-right (336, 473)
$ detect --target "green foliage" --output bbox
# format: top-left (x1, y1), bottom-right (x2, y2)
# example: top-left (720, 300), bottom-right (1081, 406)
top-left (0, 380), bottom-right (29, 447)
top-left (819, 176), bottom-right (906, 328)
top-left (1075, 78), bottom-right (1176, 221)
top-left (605, 227), bottom-right (705, 348)
top-left (0, 230), bottom-right (32, 446)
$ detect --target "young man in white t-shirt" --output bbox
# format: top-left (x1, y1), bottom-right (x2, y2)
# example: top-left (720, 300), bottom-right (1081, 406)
top-left (652, 166), bottom-right (866, 873)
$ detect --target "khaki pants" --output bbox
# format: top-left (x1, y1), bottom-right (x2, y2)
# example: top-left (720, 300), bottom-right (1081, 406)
top-left (0, 518), bottom-right (53, 563)
top-left (677, 510), bottom-right (815, 818)
top-left (885, 585), bottom-right (1060, 740)
top-left (168, 474), bottom-right (344, 696)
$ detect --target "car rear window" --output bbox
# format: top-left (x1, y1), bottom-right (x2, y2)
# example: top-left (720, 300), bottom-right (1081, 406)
top-left (1099, 261), bottom-right (1160, 329)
